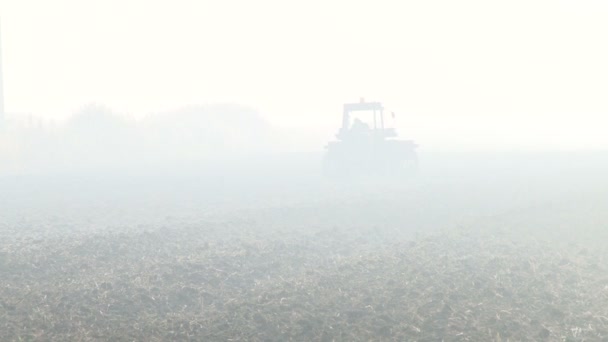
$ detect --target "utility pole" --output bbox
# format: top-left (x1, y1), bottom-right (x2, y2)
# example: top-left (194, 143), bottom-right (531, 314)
top-left (0, 18), bottom-right (4, 129)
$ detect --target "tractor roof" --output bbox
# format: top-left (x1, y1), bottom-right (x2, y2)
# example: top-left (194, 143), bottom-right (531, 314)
top-left (343, 102), bottom-right (384, 113)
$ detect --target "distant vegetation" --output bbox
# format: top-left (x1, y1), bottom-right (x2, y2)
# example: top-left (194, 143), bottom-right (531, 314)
top-left (3, 103), bottom-right (278, 174)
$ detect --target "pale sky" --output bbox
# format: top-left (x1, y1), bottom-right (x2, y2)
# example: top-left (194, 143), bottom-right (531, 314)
top-left (1, 0), bottom-right (607, 150)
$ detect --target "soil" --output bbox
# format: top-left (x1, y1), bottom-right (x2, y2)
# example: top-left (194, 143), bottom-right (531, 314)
top-left (2, 195), bottom-right (608, 342)
top-left (2, 163), bottom-right (608, 341)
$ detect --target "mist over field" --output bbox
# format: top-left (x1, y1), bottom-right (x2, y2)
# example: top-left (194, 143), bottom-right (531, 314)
top-left (3, 121), bottom-right (608, 340)
top-left (3, 0), bottom-right (608, 340)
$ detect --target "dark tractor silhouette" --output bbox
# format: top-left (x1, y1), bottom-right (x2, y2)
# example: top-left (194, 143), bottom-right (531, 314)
top-left (324, 100), bottom-right (417, 178)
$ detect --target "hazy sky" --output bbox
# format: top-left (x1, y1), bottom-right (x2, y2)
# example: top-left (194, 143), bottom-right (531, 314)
top-left (1, 0), bottom-right (607, 150)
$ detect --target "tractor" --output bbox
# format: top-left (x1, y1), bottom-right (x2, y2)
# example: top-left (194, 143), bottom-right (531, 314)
top-left (324, 100), bottom-right (417, 178)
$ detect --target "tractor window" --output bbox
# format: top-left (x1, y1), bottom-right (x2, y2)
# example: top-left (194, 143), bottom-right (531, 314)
top-left (350, 112), bottom-right (377, 130)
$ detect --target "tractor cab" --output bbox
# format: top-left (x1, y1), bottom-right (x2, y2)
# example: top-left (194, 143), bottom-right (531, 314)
top-left (337, 101), bottom-right (397, 141)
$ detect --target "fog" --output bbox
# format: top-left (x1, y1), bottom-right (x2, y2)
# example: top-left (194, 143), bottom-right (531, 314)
top-left (3, 0), bottom-right (608, 150)
top-left (2, 1), bottom-right (608, 340)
